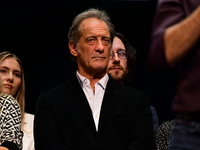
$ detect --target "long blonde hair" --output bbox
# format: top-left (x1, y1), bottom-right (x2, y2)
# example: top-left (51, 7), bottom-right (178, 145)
top-left (0, 51), bottom-right (25, 121)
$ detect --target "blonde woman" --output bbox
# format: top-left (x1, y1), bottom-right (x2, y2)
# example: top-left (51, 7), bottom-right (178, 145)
top-left (0, 51), bottom-right (34, 150)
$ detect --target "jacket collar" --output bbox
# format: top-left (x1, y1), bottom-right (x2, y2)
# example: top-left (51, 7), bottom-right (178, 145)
top-left (63, 74), bottom-right (124, 132)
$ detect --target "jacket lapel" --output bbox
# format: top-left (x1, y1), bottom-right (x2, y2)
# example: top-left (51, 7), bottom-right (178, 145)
top-left (63, 75), bottom-right (124, 132)
top-left (98, 77), bottom-right (124, 131)
top-left (63, 75), bottom-right (96, 130)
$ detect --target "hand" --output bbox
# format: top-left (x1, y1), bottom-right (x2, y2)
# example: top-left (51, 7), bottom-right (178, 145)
top-left (0, 146), bottom-right (9, 150)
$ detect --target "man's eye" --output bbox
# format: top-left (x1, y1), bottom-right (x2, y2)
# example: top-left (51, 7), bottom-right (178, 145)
top-left (87, 39), bottom-right (95, 44)
top-left (102, 39), bottom-right (110, 46)
top-left (118, 51), bottom-right (126, 56)
top-left (0, 69), bottom-right (6, 74)
top-left (88, 39), bottom-right (94, 42)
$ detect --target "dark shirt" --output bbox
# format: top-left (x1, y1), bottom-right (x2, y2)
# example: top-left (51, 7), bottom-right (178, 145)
top-left (148, 0), bottom-right (200, 113)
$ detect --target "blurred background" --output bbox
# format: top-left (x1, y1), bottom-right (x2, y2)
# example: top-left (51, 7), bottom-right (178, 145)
top-left (1, 0), bottom-right (176, 125)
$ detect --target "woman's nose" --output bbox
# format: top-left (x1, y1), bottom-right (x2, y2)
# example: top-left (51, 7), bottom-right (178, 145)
top-left (6, 73), bottom-right (13, 82)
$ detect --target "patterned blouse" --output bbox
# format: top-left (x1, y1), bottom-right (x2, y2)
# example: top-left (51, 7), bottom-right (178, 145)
top-left (155, 119), bottom-right (175, 150)
top-left (0, 93), bottom-right (23, 150)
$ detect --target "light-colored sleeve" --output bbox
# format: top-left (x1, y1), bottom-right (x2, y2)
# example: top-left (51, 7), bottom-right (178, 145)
top-left (22, 113), bottom-right (35, 150)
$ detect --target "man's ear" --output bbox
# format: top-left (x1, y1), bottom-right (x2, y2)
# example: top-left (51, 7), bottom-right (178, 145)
top-left (69, 41), bottom-right (78, 56)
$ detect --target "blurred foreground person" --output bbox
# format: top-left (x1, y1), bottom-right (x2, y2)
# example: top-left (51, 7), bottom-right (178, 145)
top-left (148, 0), bottom-right (200, 149)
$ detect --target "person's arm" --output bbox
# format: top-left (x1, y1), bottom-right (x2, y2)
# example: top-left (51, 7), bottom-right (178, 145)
top-left (1, 142), bottom-right (18, 150)
top-left (148, 1), bottom-right (200, 69)
top-left (155, 120), bottom-right (175, 150)
top-left (165, 6), bottom-right (200, 66)
top-left (0, 95), bottom-right (23, 150)
top-left (0, 146), bottom-right (8, 150)
top-left (150, 106), bottom-right (159, 132)
top-left (34, 92), bottom-right (69, 150)
top-left (129, 92), bottom-right (156, 150)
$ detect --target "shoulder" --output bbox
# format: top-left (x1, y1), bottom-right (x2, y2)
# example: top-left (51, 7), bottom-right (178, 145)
top-left (156, 119), bottom-right (176, 135)
top-left (122, 84), bottom-right (148, 99)
top-left (23, 113), bottom-right (34, 129)
top-left (0, 93), bottom-right (19, 106)
top-left (155, 119), bottom-right (175, 149)
top-left (41, 83), bottom-right (67, 98)
top-left (0, 94), bottom-right (21, 123)
top-left (108, 75), bottom-right (141, 94)
top-left (159, 119), bottom-right (175, 129)
top-left (24, 113), bottom-right (35, 120)
top-left (109, 78), bottom-right (149, 102)
top-left (38, 76), bottom-right (77, 101)
top-left (44, 75), bottom-right (77, 94)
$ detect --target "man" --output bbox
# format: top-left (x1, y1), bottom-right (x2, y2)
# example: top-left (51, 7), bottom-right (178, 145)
top-left (107, 32), bottom-right (136, 85)
top-left (34, 8), bottom-right (155, 150)
top-left (148, 0), bottom-right (200, 149)
top-left (107, 32), bottom-right (159, 132)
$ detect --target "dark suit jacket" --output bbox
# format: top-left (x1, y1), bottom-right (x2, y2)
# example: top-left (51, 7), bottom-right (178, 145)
top-left (34, 74), bottom-right (156, 150)
top-left (150, 106), bottom-right (159, 131)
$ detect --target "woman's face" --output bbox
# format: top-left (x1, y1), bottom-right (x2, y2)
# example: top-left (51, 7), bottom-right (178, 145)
top-left (0, 57), bottom-right (21, 96)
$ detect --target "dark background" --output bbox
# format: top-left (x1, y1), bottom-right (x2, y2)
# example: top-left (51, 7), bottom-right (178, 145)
top-left (1, 0), bottom-right (176, 125)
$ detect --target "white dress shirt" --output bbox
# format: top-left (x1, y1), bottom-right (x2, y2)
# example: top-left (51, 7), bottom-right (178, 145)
top-left (76, 71), bottom-right (109, 131)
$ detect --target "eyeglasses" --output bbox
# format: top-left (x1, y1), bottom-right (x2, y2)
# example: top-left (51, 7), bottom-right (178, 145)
top-left (110, 50), bottom-right (127, 60)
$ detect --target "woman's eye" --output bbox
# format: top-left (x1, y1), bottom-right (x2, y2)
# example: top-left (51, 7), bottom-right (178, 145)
top-left (14, 73), bottom-right (21, 78)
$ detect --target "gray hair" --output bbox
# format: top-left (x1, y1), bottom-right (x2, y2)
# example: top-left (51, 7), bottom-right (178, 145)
top-left (68, 8), bottom-right (115, 61)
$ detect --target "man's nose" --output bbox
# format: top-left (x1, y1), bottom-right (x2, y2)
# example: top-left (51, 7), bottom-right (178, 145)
top-left (111, 52), bottom-right (120, 62)
top-left (95, 40), bottom-right (104, 52)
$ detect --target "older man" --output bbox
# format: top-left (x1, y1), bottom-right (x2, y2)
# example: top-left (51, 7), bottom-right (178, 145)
top-left (34, 8), bottom-right (155, 150)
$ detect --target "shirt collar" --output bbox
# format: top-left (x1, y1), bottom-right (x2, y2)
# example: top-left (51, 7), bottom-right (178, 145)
top-left (76, 71), bottom-right (109, 90)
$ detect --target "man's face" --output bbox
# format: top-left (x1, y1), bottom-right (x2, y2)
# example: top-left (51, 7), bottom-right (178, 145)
top-left (107, 37), bottom-right (128, 83)
top-left (71, 18), bottom-right (111, 76)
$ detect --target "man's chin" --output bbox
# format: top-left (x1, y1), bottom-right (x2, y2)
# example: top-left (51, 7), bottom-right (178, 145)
top-left (109, 73), bottom-right (122, 81)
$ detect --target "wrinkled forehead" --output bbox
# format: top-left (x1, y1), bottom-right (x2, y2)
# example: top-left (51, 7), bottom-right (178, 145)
top-left (79, 18), bottom-right (110, 37)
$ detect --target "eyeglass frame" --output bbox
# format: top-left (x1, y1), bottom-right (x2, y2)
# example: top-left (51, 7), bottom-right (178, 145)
top-left (110, 49), bottom-right (127, 60)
